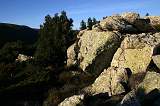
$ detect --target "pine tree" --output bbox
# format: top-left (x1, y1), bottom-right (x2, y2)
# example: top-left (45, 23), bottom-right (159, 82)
top-left (80, 20), bottom-right (86, 30)
top-left (146, 13), bottom-right (149, 16)
top-left (87, 17), bottom-right (93, 30)
top-left (92, 18), bottom-right (97, 25)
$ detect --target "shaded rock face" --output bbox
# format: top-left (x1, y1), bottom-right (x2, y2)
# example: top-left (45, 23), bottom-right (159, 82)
top-left (83, 67), bottom-right (131, 96)
top-left (138, 72), bottom-right (160, 94)
top-left (111, 33), bottom-right (160, 74)
top-left (67, 30), bottom-right (122, 75)
top-left (119, 72), bottom-right (160, 106)
top-left (119, 90), bottom-right (140, 106)
top-left (78, 31), bottom-right (121, 75)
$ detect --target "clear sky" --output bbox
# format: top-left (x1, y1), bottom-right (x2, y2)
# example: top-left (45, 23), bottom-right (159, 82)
top-left (0, 0), bottom-right (160, 29)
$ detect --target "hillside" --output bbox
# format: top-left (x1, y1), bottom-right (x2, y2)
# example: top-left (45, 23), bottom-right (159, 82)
top-left (0, 23), bottom-right (39, 47)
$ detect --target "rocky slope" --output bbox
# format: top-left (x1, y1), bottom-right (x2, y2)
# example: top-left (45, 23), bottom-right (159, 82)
top-left (49, 12), bottom-right (160, 106)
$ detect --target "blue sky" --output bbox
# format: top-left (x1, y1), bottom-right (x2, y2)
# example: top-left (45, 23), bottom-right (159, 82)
top-left (0, 0), bottom-right (160, 29)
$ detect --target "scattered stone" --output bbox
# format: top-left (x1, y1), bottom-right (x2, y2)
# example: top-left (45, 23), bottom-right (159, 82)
top-left (58, 94), bottom-right (84, 106)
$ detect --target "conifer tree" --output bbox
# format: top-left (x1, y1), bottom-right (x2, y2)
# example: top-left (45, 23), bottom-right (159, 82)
top-left (146, 13), bottom-right (149, 16)
top-left (34, 11), bottom-right (73, 66)
top-left (80, 20), bottom-right (86, 30)
top-left (87, 17), bottom-right (93, 30)
top-left (92, 17), bottom-right (97, 25)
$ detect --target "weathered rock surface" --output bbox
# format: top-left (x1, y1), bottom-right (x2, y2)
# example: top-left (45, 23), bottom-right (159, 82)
top-left (83, 67), bottom-right (130, 96)
top-left (78, 30), bottom-right (122, 74)
top-left (111, 33), bottom-right (160, 74)
top-left (99, 16), bottom-right (134, 32)
top-left (67, 43), bottom-right (78, 67)
top-left (58, 94), bottom-right (84, 106)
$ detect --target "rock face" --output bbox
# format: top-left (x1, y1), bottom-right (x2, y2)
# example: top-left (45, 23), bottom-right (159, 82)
top-left (83, 67), bottom-right (130, 96)
top-left (111, 33), bottom-right (160, 74)
top-left (67, 30), bottom-right (122, 75)
top-left (78, 31), bottom-right (121, 74)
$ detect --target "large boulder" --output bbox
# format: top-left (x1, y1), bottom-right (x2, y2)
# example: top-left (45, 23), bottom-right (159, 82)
top-left (120, 72), bottom-right (160, 106)
top-left (99, 16), bottom-right (136, 32)
top-left (83, 67), bottom-right (130, 96)
top-left (78, 30), bottom-right (122, 75)
top-left (145, 16), bottom-right (160, 31)
top-left (138, 72), bottom-right (160, 94)
top-left (122, 12), bottom-right (153, 32)
top-left (135, 72), bottom-right (160, 106)
top-left (111, 33), bottom-right (160, 74)
top-left (121, 12), bottom-right (140, 23)
top-left (111, 47), bottom-right (153, 74)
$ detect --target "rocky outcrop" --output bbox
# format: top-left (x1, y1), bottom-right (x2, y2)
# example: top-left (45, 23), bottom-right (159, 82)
top-left (63, 12), bottom-right (160, 106)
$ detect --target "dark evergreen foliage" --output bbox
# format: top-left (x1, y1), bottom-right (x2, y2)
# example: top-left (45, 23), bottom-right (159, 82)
top-left (34, 11), bottom-right (73, 66)
top-left (80, 20), bottom-right (87, 30)
top-left (87, 17), bottom-right (93, 30)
